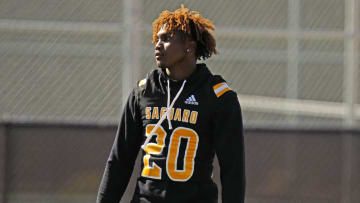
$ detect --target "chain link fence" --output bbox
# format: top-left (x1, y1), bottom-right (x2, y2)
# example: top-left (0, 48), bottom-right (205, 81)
top-left (0, 0), bottom-right (359, 126)
top-left (0, 0), bottom-right (359, 203)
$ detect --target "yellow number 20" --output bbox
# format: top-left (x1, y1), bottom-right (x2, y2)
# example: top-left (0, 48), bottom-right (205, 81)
top-left (141, 125), bottom-right (199, 182)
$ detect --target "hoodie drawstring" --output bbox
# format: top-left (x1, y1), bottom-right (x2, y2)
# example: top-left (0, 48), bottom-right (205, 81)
top-left (141, 79), bottom-right (186, 150)
top-left (167, 80), bottom-right (172, 129)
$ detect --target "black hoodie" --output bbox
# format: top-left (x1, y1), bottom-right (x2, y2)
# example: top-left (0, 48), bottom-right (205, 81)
top-left (97, 64), bottom-right (245, 203)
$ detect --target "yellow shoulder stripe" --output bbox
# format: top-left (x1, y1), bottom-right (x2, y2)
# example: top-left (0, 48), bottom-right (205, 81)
top-left (213, 82), bottom-right (230, 98)
top-left (138, 78), bottom-right (147, 87)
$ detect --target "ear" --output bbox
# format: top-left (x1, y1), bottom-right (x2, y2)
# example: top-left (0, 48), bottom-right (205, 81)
top-left (186, 40), bottom-right (197, 54)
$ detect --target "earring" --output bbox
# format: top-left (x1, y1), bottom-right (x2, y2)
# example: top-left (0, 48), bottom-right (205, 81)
top-left (186, 48), bottom-right (190, 53)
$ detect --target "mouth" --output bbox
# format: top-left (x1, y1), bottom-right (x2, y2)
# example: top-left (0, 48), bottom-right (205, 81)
top-left (155, 52), bottom-right (164, 59)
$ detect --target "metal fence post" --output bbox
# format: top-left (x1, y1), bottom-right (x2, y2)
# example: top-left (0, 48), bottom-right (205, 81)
top-left (287, 0), bottom-right (300, 112)
top-left (342, 0), bottom-right (359, 202)
top-left (344, 0), bottom-right (359, 127)
top-left (122, 0), bottom-right (142, 106)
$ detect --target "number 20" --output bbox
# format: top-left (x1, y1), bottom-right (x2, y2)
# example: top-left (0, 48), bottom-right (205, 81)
top-left (141, 125), bottom-right (199, 182)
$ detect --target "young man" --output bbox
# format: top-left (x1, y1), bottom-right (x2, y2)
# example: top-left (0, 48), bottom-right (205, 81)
top-left (97, 5), bottom-right (245, 203)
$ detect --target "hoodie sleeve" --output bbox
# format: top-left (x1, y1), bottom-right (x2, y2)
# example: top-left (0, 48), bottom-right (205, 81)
top-left (97, 90), bottom-right (143, 203)
top-left (213, 90), bottom-right (246, 203)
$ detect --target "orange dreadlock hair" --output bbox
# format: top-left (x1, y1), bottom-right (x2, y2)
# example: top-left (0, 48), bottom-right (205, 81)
top-left (152, 4), bottom-right (218, 60)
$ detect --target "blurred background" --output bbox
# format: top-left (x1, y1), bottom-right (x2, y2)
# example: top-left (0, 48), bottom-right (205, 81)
top-left (0, 0), bottom-right (359, 203)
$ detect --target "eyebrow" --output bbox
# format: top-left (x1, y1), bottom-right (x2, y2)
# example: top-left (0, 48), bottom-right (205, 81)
top-left (156, 31), bottom-right (170, 38)
top-left (156, 32), bottom-right (169, 37)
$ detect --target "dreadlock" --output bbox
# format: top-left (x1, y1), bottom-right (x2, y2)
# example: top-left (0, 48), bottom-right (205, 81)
top-left (152, 4), bottom-right (218, 60)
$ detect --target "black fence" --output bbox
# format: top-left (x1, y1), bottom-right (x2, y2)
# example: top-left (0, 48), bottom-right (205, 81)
top-left (0, 121), bottom-right (359, 203)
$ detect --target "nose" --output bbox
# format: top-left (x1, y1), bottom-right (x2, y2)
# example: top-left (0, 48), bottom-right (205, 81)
top-left (155, 40), bottom-right (163, 50)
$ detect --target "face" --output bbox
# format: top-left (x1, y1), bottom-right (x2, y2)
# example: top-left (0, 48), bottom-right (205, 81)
top-left (154, 25), bottom-right (187, 69)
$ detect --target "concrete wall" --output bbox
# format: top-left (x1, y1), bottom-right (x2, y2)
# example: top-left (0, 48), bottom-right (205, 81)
top-left (0, 124), bottom-right (7, 203)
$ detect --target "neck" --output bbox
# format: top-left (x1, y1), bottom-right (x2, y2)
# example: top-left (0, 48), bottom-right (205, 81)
top-left (165, 59), bottom-right (197, 81)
